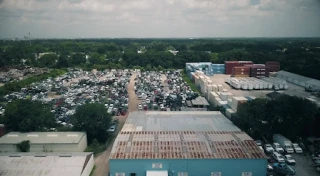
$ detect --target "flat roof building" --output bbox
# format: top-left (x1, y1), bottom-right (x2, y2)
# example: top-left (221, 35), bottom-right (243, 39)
top-left (110, 111), bottom-right (267, 176)
top-left (0, 152), bottom-right (94, 176)
top-left (0, 132), bottom-right (87, 152)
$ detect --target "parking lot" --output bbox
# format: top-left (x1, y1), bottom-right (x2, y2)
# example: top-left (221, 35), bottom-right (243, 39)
top-left (292, 153), bottom-right (319, 176)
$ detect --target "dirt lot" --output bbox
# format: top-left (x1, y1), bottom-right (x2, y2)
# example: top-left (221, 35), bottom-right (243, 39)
top-left (93, 73), bottom-right (138, 176)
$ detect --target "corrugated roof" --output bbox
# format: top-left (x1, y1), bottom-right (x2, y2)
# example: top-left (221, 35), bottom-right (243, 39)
top-left (0, 152), bottom-right (93, 176)
top-left (0, 132), bottom-right (86, 144)
top-left (110, 111), bottom-right (266, 159)
top-left (276, 70), bottom-right (312, 83)
top-left (122, 111), bottom-right (240, 132)
top-left (110, 131), bottom-right (266, 159)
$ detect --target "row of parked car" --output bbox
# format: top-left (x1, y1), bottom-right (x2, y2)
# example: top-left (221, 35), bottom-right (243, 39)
top-left (255, 134), bottom-right (304, 176)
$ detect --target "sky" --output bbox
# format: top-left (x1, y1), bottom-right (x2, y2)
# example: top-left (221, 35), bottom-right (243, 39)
top-left (0, 0), bottom-right (320, 38)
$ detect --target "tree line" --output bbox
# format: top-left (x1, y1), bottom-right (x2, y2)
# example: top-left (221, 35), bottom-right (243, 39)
top-left (234, 94), bottom-right (320, 141)
top-left (1, 38), bottom-right (320, 79)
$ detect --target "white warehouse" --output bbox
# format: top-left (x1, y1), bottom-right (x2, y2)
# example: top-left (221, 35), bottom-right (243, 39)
top-left (0, 132), bottom-right (87, 152)
top-left (276, 70), bottom-right (320, 90)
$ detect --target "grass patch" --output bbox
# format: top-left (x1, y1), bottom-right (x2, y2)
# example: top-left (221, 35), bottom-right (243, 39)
top-left (89, 165), bottom-right (96, 176)
top-left (84, 139), bottom-right (107, 156)
top-left (181, 71), bottom-right (199, 93)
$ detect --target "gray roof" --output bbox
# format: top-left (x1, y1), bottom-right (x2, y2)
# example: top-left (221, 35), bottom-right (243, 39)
top-left (110, 111), bottom-right (267, 160)
top-left (276, 70), bottom-right (312, 82)
top-left (0, 132), bottom-right (86, 144)
top-left (122, 111), bottom-right (241, 132)
top-left (0, 152), bottom-right (93, 176)
top-left (191, 96), bottom-right (210, 106)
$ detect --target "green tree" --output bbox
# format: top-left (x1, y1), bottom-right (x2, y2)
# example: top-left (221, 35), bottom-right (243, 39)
top-left (16, 140), bottom-right (30, 152)
top-left (38, 54), bottom-right (58, 68)
top-left (56, 55), bottom-right (70, 68)
top-left (71, 53), bottom-right (86, 65)
top-left (4, 99), bottom-right (56, 132)
top-left (71, 103), bottom-right (112, 143)
top-left (236, 95), bottom-right (318, 140)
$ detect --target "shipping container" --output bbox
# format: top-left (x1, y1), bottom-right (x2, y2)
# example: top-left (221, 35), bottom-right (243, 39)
top-left (231, 97), bottom-right (248, 111)
top-left (226, 108), bottom-right (236, 119)
top-left (267, 65), bottom-right (280, 72)
top-left (266, 61), bottom-right (280, 65)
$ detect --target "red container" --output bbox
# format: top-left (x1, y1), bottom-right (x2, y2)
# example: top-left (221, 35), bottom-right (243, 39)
top-left (266, 61), bottom-right (280, 65)
top-left (225, 61), bottom-right (253, 74)
top-left (233, 66), bottom-right (250, 72)
top-left (267, 65), bottom-right (280, 72)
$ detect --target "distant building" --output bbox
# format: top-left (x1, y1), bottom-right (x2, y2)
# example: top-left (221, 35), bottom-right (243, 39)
top-left (37, 52), bottom-right (56, 59)
top-left (0, 132), bottom-right (87, 152)
top-left (276, 70), bottom-right (320, 91)
top-left (0, 152), bottom-right (94, 176)
top-left (109, 111), bottom-right (267, 176)
top-left (167, 50), bottom-right (179, 55)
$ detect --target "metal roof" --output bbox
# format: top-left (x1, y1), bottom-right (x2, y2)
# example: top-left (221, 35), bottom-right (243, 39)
top-left (110, 131), bottom-right (266, 159)
top-left (110, 111), bottom-right (266, 159)
top-left (191, 96), bottom-right (210, 106)
top-left (0, 132), bottom-right (86, 144)
top-left (122, 111), bottom-right (240, 132)
top-left (0, 152), bottom-right (93, 176)
top-left (276, 70), bottom-right (312, 83)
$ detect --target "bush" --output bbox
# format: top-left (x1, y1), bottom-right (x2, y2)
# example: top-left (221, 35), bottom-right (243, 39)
top-left (84, 139), bottom-right (106, 155)
top-left (16, 140), bottom-right (30, 152)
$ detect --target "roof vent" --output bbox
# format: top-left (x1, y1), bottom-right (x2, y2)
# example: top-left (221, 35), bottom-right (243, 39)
top-left (59, 153), bottom-right (72, 157)
top-left (34, 153), bottom-right (47, 157)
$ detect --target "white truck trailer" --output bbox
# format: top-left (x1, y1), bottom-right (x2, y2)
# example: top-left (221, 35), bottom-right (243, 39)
top-left (273, 134), bottom-right (294, 154)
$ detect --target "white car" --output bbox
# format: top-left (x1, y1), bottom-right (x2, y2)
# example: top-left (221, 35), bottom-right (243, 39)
top-left (264, 144), bottom-right (274, 153)
top-left (284, 155), bottom-right (296, 165)
top-left (273, 143), bottom-right (284, 153)
top-left (138, 105), bottom-right (142, 110)
top-left (292, 143), bottom-right (303, 153)
top-left (146, 99), bottom-right (150, 104)
top-left (272, 152), bottom-right (285, 163)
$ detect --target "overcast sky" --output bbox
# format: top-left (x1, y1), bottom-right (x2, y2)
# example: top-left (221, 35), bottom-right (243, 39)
top-left (0, 0), bottom-right (320, 38)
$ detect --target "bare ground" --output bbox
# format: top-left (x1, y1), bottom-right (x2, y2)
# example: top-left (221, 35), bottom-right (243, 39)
top-left (93, 73), bottom-right (138, 176)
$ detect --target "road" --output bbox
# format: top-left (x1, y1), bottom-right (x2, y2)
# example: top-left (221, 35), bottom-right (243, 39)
top-left (93, 73), bottom-right (137, 176)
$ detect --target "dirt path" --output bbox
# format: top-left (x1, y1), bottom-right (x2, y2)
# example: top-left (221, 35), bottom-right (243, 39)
top-left (93, 73), bottom-right (137, 176)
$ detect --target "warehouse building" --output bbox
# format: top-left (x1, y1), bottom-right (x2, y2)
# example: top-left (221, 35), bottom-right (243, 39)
top-left (0, 132), bottom-right (87, 152)
top-left (276, 70), bottom-right (320, 90)
top-left (0, 152), bottom-right (94, 176)
top-left (109, 111), bottom-right (267, 176)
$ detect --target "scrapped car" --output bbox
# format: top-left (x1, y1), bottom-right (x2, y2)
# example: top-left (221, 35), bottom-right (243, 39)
top-left (273, 142), bottom-right (284, 153)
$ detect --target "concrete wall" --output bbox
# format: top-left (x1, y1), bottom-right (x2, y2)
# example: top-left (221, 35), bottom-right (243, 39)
top-left (110, 158), bottom-right (267, 176)
top-left (81, 154), bottom-right (95, 176)
top-left (0, 134), bottom-right (87, 152)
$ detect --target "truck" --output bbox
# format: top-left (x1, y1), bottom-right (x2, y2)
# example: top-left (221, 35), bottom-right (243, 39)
top-left (273, 134), bottom-right (294, 154)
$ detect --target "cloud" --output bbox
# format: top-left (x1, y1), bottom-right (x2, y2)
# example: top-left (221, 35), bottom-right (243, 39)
top-left (0, 0), bottom-right (319, 38)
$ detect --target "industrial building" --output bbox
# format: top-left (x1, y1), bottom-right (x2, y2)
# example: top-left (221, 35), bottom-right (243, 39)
top-left (109, 111), bottom-right (267, 176)
top-left (0, 152), bottom-right (94, 176)
top-left (276, 70), bottom-right (320, 91)
top-left (0, 132), bottom-right (87, 152)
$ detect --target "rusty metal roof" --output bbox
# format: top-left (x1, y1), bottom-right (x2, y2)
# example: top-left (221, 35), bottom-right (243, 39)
top-left (110, 131), bottom-right (267, 159)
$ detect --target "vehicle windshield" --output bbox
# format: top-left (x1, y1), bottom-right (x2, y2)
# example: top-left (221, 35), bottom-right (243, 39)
top-left (293, 144), bottom-right (298, 147)
top-left (266, 144), bottom-right (272, 147)
top-left (279, 156), bottom-right (284, 160)
top-left (286, 156), bottom-right (292, 160)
